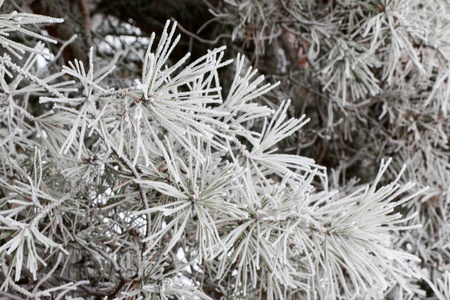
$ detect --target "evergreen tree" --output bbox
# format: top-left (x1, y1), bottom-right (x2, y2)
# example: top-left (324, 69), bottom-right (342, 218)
top-left (0, 1), bottom-right (448, 299)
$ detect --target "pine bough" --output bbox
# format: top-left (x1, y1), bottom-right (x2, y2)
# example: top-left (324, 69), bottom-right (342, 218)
top-left (0, 3), bottom-right (440, 299)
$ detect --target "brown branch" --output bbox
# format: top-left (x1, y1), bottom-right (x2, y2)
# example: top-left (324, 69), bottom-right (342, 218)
top-left (78, 0), bottom-right (90, 37)
top-left (107, 278), bottom-right (129, 300)
top-left (171, 18), bottom-right (232, 45)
